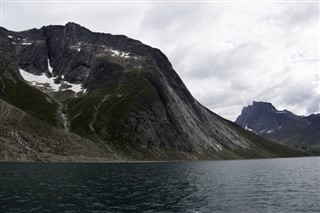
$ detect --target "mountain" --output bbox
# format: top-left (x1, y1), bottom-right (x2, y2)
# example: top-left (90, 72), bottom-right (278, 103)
top-left (0, 23), bottom-right (306, 162)
top-left (236, 101), bottom-right (320, 154)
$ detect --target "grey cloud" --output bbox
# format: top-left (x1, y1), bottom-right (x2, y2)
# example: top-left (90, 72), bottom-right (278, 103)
top-left (283, 2), bottom-right (319, 26)
top-left (141, 3), bottom-right (210, 33)
top-left (2, 2), bottom-right (146, 36)
top-left (283, 86), bottom-right (313, 105)
top-left (181, 41), bottom-right (265, 80)
top-left (306, 97), bottom-right (320, 114)
top-left (2, 1), bottom-right (319, 121)
top-left (284, 83), bottom-right (320, 115)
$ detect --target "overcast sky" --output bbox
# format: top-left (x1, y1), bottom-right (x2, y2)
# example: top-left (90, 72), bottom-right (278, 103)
top-left (1, 0), bottom-right (319, 121)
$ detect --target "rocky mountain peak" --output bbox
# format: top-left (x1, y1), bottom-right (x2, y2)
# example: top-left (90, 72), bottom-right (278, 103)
top-left (7, 23), bottom-right (191, 101)
top-left (252, 101), bottom-right (276, 112)
top-left (0, 24), bottom-right (307, 161)
top-left (236, 101), bottom-right (320, 154)
top-left (236, 101), bottom-right (296, 131)
top-left (65, 22), bottom-right (85, 28)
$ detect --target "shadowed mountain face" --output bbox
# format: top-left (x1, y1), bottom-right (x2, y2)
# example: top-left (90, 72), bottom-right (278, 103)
top-left (0, 23), bottom-right (306, 161)
top-left (236, 101), bottom-right (320, 155)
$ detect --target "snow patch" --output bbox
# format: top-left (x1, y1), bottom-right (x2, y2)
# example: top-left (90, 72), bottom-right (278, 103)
top-left (19, 68), bottom-right (86, 94)
top-left (47, 59), bottom-right (53, 74)
top-left (123, 53), bottom-right (130, 58)
top-left (111, 50), bottom-right (120, 56)
top-left (266, 130), bottom-right (274, 134)
top-left (66, 83), bottom-right (83, 93)
top-left (276, 111), bottom-right (287, 114)
top-left (8, 35), bottom-right (13, 39)
top-left (110, 49), bottom-right (130, 58)
top-left (245, 126), bottom-right (253, 131)
top-left (19, 68), bottom-right (60, 91)
top-left (70, 43), bottom-right (82, 53)
top-left (22, 42), bottom-right (32, 46)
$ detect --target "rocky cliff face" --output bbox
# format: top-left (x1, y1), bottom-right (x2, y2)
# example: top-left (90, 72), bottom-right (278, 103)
top-left (236, 101), bottom-right (320, 154)
top-left (0, 23), bottom-right (306, 161)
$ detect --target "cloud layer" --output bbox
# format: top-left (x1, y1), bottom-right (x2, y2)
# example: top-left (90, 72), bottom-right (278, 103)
top-left (2, 1), bottom-right (319, 120)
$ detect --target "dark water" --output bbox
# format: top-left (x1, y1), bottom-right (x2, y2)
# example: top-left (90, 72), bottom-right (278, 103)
top-left (0, 157), bottom-right (319, 213)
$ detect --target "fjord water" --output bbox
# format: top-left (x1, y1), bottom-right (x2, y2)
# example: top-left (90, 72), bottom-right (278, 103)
top-left (1, 157), bottom-right (319, 212)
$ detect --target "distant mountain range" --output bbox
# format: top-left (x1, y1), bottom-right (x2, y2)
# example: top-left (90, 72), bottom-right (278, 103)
top-left (0, 23), bottom-right (306, 162)
top-left (236, 101), bottom-right (320, 154)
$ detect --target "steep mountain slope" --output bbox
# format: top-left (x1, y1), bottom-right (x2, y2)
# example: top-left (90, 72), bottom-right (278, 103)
top-left (236, 101), bottom-right (320, 154)
top-left (0, 23), bottom-right (307, 161)
top-left (0, 99), bottom-right (119, 162)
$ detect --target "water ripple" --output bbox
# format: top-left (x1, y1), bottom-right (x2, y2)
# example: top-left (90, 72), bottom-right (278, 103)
top-left (0, 157), bottom-right (319, 212)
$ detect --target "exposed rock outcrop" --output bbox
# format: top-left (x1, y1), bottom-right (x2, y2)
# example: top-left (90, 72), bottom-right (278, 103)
top-left (0, 24), bottom-right (307, 161)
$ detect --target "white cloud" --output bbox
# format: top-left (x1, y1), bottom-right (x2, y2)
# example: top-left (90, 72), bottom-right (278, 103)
top-left (2, 1), bottom-right (319, 121)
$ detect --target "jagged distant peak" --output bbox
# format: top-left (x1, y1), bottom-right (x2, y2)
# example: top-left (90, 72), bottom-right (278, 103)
top-left (236, 100), bottom-right (320, 155)
top-left (63, 22), bottom-right (91, 32)
top-left (238, 101), bottom-right (298, 120)
top-left (247, 101), bottom-right (297, 115)
top-left (252, 101), bottom-right (276, 110)
top-left (65, 22), bottom-right (82, 27)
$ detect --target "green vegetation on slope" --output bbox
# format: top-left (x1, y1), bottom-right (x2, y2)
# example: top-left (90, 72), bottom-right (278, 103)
top-left (65, 67), bottom-right (161, 146)
top-left (65, 96), bottom-right (102, 140)
top-left (0, 71), bottom-right (59, 127)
